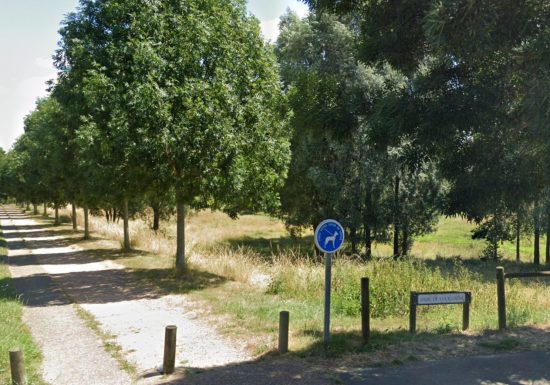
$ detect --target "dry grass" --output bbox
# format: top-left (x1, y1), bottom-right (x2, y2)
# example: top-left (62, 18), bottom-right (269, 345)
top-left (50, 206), bottom-right (550, 359)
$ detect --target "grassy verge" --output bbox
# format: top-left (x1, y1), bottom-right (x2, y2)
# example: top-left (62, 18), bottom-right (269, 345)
top-left (57, 207), bottom-right (550, 364)
top-left (74, 305), bottom-right (137, 377)
top-left (0, 223), bottom-right (45, 384)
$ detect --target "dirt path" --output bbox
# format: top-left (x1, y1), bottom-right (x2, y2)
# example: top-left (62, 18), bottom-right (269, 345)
top-left (0, 206), bottom-right (253, 384)
top-left (1, 206), bottom-right (133, 385)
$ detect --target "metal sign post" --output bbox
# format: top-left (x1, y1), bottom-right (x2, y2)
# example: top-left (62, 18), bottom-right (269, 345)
top-left (314, 219), bottom-right (345, 350)
top-left (324, 252), bottom-right (332, 349)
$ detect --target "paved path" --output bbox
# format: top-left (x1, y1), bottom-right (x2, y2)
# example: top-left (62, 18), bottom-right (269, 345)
top-left (1, 206), bottom-right (250, 384)
top-left (1, 206), bottom-right (132, 385)
top-left (338, 349), bottom-right (550, 385)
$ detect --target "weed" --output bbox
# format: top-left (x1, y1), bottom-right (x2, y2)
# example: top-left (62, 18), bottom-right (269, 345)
top-left (479, 338), bottom-right (521, 351)
top-left (74, 305), bottom-right (138, 377)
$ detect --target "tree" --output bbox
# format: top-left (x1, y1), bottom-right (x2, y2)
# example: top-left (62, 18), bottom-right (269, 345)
top-left (56, 0), bottom-right (290, 270)
top-left (305, 0), bottom-right (550, 262)
top-left (276, 11), bottom-right (441, 257)
top-left (55, 0), bottom-right (162, 247)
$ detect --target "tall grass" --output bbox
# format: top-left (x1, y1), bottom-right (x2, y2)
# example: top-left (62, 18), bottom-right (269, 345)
top-left (54, 207), bottom-right (550, 355)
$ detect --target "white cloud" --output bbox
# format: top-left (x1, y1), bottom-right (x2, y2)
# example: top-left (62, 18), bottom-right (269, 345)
top-left (0, 73), bottom-right (55, 151)
top-left (35, 56), bottom-right (55, 70)
top-left (260, 18), bottom-right (281, 42)
top-left (257, 1), bottom-right (310, 42)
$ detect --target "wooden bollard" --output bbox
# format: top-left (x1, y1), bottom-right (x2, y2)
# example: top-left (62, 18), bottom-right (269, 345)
top-left (163, 325), bottom-right (177, 375)
top-left (409, 292), bottom-right (417, 333)
top-left (361, 277), bottom-right (370, 344)
top-left (9, 348), bottom-right (27, 385)
top-left (496, 267), bottom-right (506, 330)
top-left (278, 311), bottom-right (289, 353)
top-left (463, 298), bottom-right (470, 331)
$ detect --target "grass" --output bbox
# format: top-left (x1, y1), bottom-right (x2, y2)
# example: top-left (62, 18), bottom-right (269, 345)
top-left (54, 207), bottom-right (550, 362)
top-left (478, 337), bottom-right (522, 352)
top-left (0, 224), bottom-right (45, 384)
top-left (74, 305), bottom-right (137, 376)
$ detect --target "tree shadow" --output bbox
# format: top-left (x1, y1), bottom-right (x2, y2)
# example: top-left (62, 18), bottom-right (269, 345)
top-left (139, 325), bottom-right (550, 385)
top-left (2, 229), bottom-right (77, 239)
top-left (7, 248), bottom-right (149, 267)
top-left (6, 246), bottom-right (227, 306)
top-left (0, 274), bottom-right (72, 307)
top-left (420, 257), bottom-right (550, 285)
top-left (6, 237), bottom-right (77, 250)
top-left (2, 206), bottom-right (228, 307)
top-left (0, 224), bottom-right (48, 231)
top-left (141, 354), bottom-right (333, 385)
top-left (131, 268), bottom-right (227, 295)
top-left (224, 235), bottom-right (317, 261)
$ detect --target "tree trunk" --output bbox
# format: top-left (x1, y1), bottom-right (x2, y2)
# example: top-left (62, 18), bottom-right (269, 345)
top-left (43, 203), bottom-right (47, 217)
top-left (176, 190), bottom-right (186, 274)
top-left (152, 205), bottom-right (160, 231)
top-left (350, 227), bottom-right (357, 254)
top-left (393, 175), bottom-right (400, 260)
top-left (105, 209), bottom-right (110, 222)
top-left (401, 226), bottom-right (410, 257)
top-left (123, 198), bottom-right (130, 251)
top-left (113, 207), bottom-right (118, 223)
top-left (546, 213), bottom-right (550, 265)
top-left (534, 206), bottom-right (540, 265)
top-left (515, 215), bottom-right (521, 262)
top-left (364, 191), bottom-right (372, 260)
top-left (26, 203), bottom-right (30, 211)
top-left (71, 203), bottom-right (78, 231)
top-left (83, 206), bottom-right (90, 240)
top-left (54, 205), bottom-right (60, 226)
top-left (33, 204), bottom-right (38, 215)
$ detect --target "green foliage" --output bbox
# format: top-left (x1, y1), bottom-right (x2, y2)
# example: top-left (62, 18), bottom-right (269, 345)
top-left (276, 11), bottom-right (442, 256)
top-left (51, 0), bottom-right (291, 261)
top-left (302, 0), bottom-right (550, 260)
top-left (4, 97), bottom-right (72, 209)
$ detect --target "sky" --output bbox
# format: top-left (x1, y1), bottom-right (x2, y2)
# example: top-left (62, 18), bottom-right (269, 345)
top-left (0, 0), bottom-right (309, 151)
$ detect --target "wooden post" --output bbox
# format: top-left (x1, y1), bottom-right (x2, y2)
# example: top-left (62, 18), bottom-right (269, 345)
top-left (462, 294), bottom-right (470, 331)
top-left (409, 292), bottom-right (417, 334)
top-left (361, 277), bottom-right (370, 344)
top-left (496, 267), bottom-right (506, 330)
top-left (9, 348), bottom-right (27, 385)
top-left (163, 325), bottom-right (177, 375)
top-left (278, 311), bottom-right (289, 353)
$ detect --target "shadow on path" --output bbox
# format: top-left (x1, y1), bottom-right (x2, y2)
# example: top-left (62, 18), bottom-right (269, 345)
top-left (147, 356), bottom-right (334, 385)
top-left (1, 207), bottom-right (226, 307)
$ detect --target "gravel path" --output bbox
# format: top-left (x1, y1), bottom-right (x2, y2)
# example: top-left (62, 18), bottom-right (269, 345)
top-left (1, 206), bottom-right (256, 384)
top-left (1, 207), bottom-right (132, 385)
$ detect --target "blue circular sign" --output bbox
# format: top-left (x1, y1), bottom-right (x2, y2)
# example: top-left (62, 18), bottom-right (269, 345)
top-left (314, 219), bottom-right (345, 253)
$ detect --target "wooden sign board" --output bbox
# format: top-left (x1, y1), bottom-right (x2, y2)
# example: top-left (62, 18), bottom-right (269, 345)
top-left (415, 292), bottom-right (470, 306)
top-left (410, 291), bottom-right (471, 333)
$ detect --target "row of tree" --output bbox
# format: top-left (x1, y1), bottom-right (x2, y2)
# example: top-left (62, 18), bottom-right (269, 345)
top-left (0, 0), bottom-right (290, 273)
top-left (1, 0), bottom-right (550, 266)
top-left (276, 0), bottom-right (550, 263)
